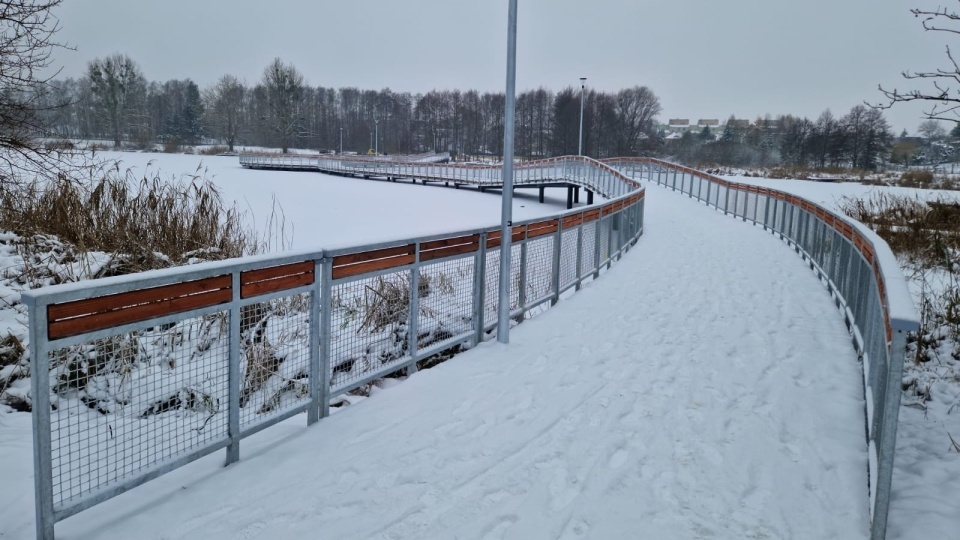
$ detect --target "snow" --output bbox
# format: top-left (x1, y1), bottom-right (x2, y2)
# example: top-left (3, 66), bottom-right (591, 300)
top-left (1, 185), bottom-right (871, 539)
top-left (3, 155), bottom-right (957, 538)
top-left (89, 151), bottom-right (580, 250)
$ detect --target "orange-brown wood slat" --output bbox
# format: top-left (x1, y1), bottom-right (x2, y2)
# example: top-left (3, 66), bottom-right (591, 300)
top-left (527, 222), bottom-right (559, 239)
top-left (420, 242), bottom-right (480, 262)
top-left (487, 229), bottom-right (502, 248)
top-left (241, 271), bottom-right (315, 299)
top-left (241, 261), bottom-right (313, 285)
top-left (562, 214), bottom-right (584, 228)
top-left (333, 244), bottom-right (415, 267)
top-left (48, 275), bottom-right (231, 322)
top-left (332, 254), bottom-right (416, 280)
top-left (583, 209), bottom-right (601, 222)
top-left (48, 288), bottom-right (232, 340)
top-left (420, 234), bottom-right (479, 252)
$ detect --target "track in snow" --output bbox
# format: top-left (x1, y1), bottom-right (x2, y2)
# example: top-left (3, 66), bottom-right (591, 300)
top-left (60, 186), bottom-right (870, 540)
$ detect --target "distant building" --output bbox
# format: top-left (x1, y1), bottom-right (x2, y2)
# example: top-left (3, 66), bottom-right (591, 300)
top-left (698, 119), bottom-right (720, 127)
top-left (727, 119), bottom-right (751, 128)
top-left (668, 118), bottom-right (690, 127)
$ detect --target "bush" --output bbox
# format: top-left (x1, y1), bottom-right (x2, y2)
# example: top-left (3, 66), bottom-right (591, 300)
top-left (899, 169), bottom-right (935, 188)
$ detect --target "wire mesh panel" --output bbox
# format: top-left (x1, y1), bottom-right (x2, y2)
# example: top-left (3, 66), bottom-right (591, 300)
top-left (416, 256), bottom-right (477, 352)
top-left (329, 269), bottom-right (414, 392)
top-left (523, 235), bottom-right (556, 306)
top-left (481, 244), bottom-right (521, 330)
top-left (558, 227), bottom-right (579, 290)
top-left (48, 311), bottom-right (230, 512)
top-left (580, 221), bottom-right (598, 277)
top-left (238, 294), bottom-right (311, 429)
top-left (598, 216), bottom-right (612, 266)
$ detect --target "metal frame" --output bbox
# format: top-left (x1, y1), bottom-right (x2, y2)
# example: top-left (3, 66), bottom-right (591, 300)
top-left (23, 155), bottom-right (646, 540)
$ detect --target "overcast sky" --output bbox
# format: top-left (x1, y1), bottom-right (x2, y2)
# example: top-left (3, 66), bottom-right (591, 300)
top-left (49, 0), bottom-right (948, 133)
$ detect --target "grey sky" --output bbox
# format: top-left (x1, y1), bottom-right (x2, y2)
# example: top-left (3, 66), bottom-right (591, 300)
top-left (51, 0), bottom-right (945, 133)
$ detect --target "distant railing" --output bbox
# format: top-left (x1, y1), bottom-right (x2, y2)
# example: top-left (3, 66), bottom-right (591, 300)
top-left (240, 153), bottom-right (638, 199)
top-left (24, 156), bottom-right (645, 540)
top-left (603, 157), bottom-right (919, 540)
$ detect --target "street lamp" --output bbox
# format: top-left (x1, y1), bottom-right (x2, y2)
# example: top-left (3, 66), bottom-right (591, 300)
top-left (375, 119), bottom-right (379, 155)
top-left (498, 0), bottom-right (518, 344)
top-left (339, 127), bottom-right (343, 155)
top-left (578, 77), bottom-right (587, 156)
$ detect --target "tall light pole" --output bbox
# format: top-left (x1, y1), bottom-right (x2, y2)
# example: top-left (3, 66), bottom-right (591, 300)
top-left (498, 0), bottom-right (518, 344)
top-left (339, 127), bottom-right (343, 154)
top-left (375, 119), bottom-right (379, 155)
top-left (578, 77), bottom-right (587, 156)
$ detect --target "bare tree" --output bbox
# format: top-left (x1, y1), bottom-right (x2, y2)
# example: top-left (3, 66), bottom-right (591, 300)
top-left (260, 58), bottom-right (306, 153)
top-left (204, 75), bottom-right (245, 151)
top-left (918, 118), bottom-right (947, 139)
top-left (613, 86), bottom-right (662, 155)
top-left (87, 53), bottom-right (147, 148)
top-left (0, 0), bottom-right (73, 182)
top-left (878, 5), bottom-right (960, 122)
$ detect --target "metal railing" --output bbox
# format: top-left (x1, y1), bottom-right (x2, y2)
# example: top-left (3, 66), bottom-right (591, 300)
top-left (240, 153), bottom-right (639, 199)
top-left (23, 156), bottom-right (645, 540)
top-left (603, 157), bottom-right (919, 540)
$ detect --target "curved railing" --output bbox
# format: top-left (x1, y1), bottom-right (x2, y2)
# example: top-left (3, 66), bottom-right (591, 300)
top-left (240, 153), bottom-right (639, 199)
top-left (603, 157), bottom-right (919, 540)
top-left (23, 155), bottom-right (645, 540)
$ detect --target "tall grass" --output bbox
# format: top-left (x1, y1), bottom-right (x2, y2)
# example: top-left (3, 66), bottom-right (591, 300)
top-left (0, 162), bottom-right (251, 273)
top-left (840, 193), bottom-right (960, 365)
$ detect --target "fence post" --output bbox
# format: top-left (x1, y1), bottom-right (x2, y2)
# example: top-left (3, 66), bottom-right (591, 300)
top-left (28, 299), bottom-right (55, 540)
top-left (307, 259), bottom-right (322, 426)
top-left (551, 219), bottom-right (563, 305)
top-left (408, 243), bottom-right (421, 374)
top-left (518, 237), bottom-right (528, 319)
top-left (723, 185), bottom-right (731, 215)
top-left (593, 213), bottom-right (602, 279)
top-left (318, 257), bottom-right (333, 419)
top-left (575, 221), bottom-right (584, 291)
top-left (226, 272), bottom-right (241, 465)
top-left (473, 232), bottom-right (488, 346)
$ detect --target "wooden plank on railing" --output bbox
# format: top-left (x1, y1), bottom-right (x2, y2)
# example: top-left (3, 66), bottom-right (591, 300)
top-left (420, 234), bottom-right (480, 262)
top-left (583, 209), bottom-right (601, 223)
top-left (562, 213), bottom-right (584, 228)
top-left (241, 261), bottom-right (314, 298)
top-left (527, 219), bottom-right (559, 239)
top-left (47, 275), bottom-right (232, 340)
top-left (333, 245), bottom-right (416, 279)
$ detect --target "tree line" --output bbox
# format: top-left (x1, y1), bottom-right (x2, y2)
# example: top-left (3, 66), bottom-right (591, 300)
top-left (35, 54), bottom-right (663, 158)
top-left (32, 53), bottom-right (908, 170)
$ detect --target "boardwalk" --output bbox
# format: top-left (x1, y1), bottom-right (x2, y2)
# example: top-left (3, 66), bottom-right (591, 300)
top-left (61, 186), bottom-right (869, 540)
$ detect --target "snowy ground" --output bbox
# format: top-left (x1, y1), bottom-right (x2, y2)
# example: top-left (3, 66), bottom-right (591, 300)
top-left (722, 174), bottom-right (960, 540)
top-left (1, 185), bottom-right (871, 539)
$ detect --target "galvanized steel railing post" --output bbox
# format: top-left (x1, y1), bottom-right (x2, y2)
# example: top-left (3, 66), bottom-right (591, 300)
top-left (575, 223), bottom-right (584, 291)
top-left (408, 244), bottom-right (421, 374)
top-left (473, 232), bottom-right (488, 346)
top-left (226, 272), bottom-right (241, 465)
top-left (551, 220), bottom-right (563, 305)
top-left (518, 239), bottom-right (528, 320)
top-left (318, 258), bottom-right (333, 419)
top-left (28, 298), bottom-right (54, 540)
top-left (307, 260), bottom-right (322, 426)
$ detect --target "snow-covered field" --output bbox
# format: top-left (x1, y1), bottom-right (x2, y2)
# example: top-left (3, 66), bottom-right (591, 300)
top-left (0, 154), bottom-right (956, 539)
top-left (89, 151), bottom-right (579, 250)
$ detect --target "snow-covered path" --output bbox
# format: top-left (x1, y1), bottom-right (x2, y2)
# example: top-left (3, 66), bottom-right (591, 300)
top-left (52, 186), bottom-right (869, 539)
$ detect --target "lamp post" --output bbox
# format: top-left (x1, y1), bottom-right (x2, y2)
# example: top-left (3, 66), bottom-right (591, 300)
top-left (497, 0), bottom-right (518, 344)
top-left (339, 127), bottom-right (343, 154)
top-left (578, 77), bottom-right (587, 156)
top-left (375, 119), bottom-right (379, 155)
